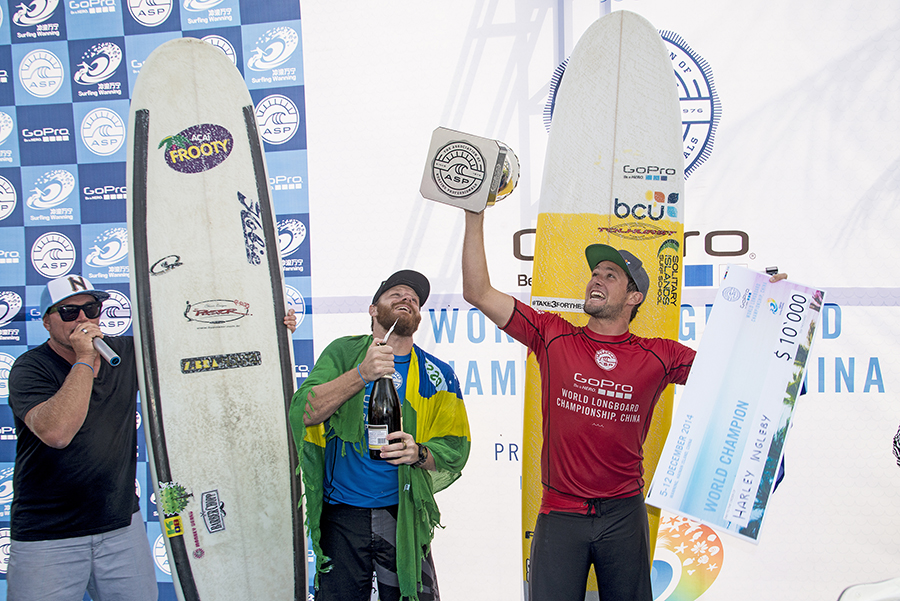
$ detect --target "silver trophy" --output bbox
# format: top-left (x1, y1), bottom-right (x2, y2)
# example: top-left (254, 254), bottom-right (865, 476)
top-left (420, 127), bottom-right (519, 211)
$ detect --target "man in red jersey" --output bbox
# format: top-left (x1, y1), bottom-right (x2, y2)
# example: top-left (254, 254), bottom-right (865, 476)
top-left (461, 209), bottom-right (781, 601)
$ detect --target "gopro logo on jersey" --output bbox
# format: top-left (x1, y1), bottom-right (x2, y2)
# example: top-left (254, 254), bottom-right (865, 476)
top-left (573, 373), bottom-right (633, 400)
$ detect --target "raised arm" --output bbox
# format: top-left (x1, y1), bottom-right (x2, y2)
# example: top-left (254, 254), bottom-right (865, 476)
top-left (462, 210), bottom-right (516, 327)
top-left (462, 211), bottom-right (782, 328)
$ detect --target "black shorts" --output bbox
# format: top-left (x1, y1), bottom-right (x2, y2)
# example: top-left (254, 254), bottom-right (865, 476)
top-left (528, 494), bottom-right (652, 601)
top-left (316, 502), bottom-right (439, 601)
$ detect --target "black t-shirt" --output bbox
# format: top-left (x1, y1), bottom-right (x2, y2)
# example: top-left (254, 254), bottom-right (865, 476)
top-left (8, 337), bottom-right (140, 541)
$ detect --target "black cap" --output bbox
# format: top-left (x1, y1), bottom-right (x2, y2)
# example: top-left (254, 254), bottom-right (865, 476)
top-left (372, 270), bottom-right (430, 306)
top-left (584, 244), bottom-right (650, 299)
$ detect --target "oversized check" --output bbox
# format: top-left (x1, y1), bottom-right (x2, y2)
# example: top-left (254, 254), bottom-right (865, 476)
top-left (646, 266), bottom-right (825, 543)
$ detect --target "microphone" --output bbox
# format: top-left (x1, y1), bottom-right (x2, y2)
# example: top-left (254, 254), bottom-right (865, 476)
top-left (93, 337), bottom-right (121, 366)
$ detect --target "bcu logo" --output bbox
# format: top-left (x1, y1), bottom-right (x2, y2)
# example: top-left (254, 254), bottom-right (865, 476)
top-left (27, 169), bottom-right (76, 210)
top-left (81, 108), bottom-right (126, 156)
top-left (247, 26), bottom-right (299, 72)
top-left (19, 49), bottom-right (65, 98)
top-left (160, 124), bottom-right (233, 173)
top-left (614, 191), bottom-right (680, 221)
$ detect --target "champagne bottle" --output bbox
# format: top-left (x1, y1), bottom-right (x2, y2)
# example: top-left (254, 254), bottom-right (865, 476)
top-left (368, 373), bottom-right (402, 460)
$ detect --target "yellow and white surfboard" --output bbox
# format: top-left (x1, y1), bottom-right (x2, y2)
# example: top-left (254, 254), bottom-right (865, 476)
top-left (523, 10), bottom-right (684, 596)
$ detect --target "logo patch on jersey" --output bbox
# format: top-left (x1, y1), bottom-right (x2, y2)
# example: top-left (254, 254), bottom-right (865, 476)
top-left (594, 349), bottom-right (617, 371)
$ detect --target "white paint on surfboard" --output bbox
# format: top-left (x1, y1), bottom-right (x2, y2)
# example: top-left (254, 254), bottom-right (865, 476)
top-left (523, 9), bottom-right (684, 595)
top-left (126, 38), bottom-right (304, 601)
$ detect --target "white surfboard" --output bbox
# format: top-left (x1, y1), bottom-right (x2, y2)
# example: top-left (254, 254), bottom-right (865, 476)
top-left (523, 10), bottom-right (684, 596)
top-left (126, 38), bottom-right (304, 600)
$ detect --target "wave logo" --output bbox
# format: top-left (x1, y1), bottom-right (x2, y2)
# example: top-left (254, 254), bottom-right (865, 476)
top-left (0, 112), bottom-right (13, 145)
top-left (73, 42), bottom-right (122, 86)
top-left (652, 515), bottom-right (722, 601)
top-left (0, 527), bottom-right (9, 575)
top-left (247, 26), bottom-right (298, 72)
top-left (100, 289), bottom-right (131, 336)
top-left (184, 0), bottom-right (222, 11)
top-left (285, 285), bottom-right (306, 327)
top-left (127, 0), bottom-right (172, 28)
top-left (31, 232), bottom-right (76, 278)
top-left (0, 176), bottom-right (17, 222)
top-left (19, 49), bottom-right (65, 98)
top-left (278, 219), bottom-right (306, 257)
top-left (255, 94), bottom-right (299, 145)
top-left (768, 298), bottom-right (779, 314)
top-left (152, 534), bottom-right (170, 574)
top-left (85, 227), bottom-right (128, 268)
top-left (202, 35), bottom-right (237, 65)
top-left (0, 291), bottom-right (23, 328)
top-left (0, 353), bottom-right (15, 399)
top-left (26, 169), bottom-right (75, 210)
top-left (81, 108), bottom-right (126, 156)
top-left (13, 0), bottom-right (58, 26)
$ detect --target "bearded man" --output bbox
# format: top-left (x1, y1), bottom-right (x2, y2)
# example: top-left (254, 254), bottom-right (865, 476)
top-left (289, 270), bottom-right (470, 601)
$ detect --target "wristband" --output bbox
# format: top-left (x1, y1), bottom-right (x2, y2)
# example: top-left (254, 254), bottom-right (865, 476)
top-left (357, 364), bottom-right (369, 384)
top-left (412, 444), bottom-right (428, 468)
top-left (72, 361), bottom-right (95, 374)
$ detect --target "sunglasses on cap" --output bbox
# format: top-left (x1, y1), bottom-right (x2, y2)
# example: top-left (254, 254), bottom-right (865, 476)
top-left (49, 300), bottom-right (103, 322)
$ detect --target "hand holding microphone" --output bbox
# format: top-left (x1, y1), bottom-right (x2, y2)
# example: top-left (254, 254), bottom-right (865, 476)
top-left (80, 327), bottom-right (121, 366)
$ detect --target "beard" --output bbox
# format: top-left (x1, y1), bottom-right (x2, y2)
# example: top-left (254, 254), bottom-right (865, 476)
top-left (583, 296), bottom-right (628, 321)
top-left (374, 300), bottom-right (421, 337)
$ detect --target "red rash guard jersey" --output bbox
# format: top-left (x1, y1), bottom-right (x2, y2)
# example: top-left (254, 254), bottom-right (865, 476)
top-left (503, 300), bottom-right (695, 514)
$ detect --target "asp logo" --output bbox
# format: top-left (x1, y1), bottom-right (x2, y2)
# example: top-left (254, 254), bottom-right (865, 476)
top-left (255, 94), bottom-right (299, 145)
top-left (202, 35), bottom-right (237, 65)
top-left (31, 231), bottom-right (76, 278)
top-left (81, 108), bottom-right (126, 156)
top-left (127, 0), bottom-right (172, 27)
top-left (99, 288), bottom-right (132, 335)
top-left (285, 285), bottom-right (305, 327)
top-left (19, 50), bottom-right (65, 98)
top-left (0, 176), bottom-right (17, 222)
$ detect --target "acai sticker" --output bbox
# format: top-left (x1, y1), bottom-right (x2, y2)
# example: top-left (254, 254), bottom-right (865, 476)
top-left (159, 124), bottom-right (233, 174)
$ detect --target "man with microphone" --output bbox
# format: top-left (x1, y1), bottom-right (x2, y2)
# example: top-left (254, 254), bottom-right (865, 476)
top-left (5, 274), bottom-right (294, 600)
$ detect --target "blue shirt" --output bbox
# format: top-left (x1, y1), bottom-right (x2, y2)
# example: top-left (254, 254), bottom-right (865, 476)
top-left (323, 354), bottom-right (410, 507)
